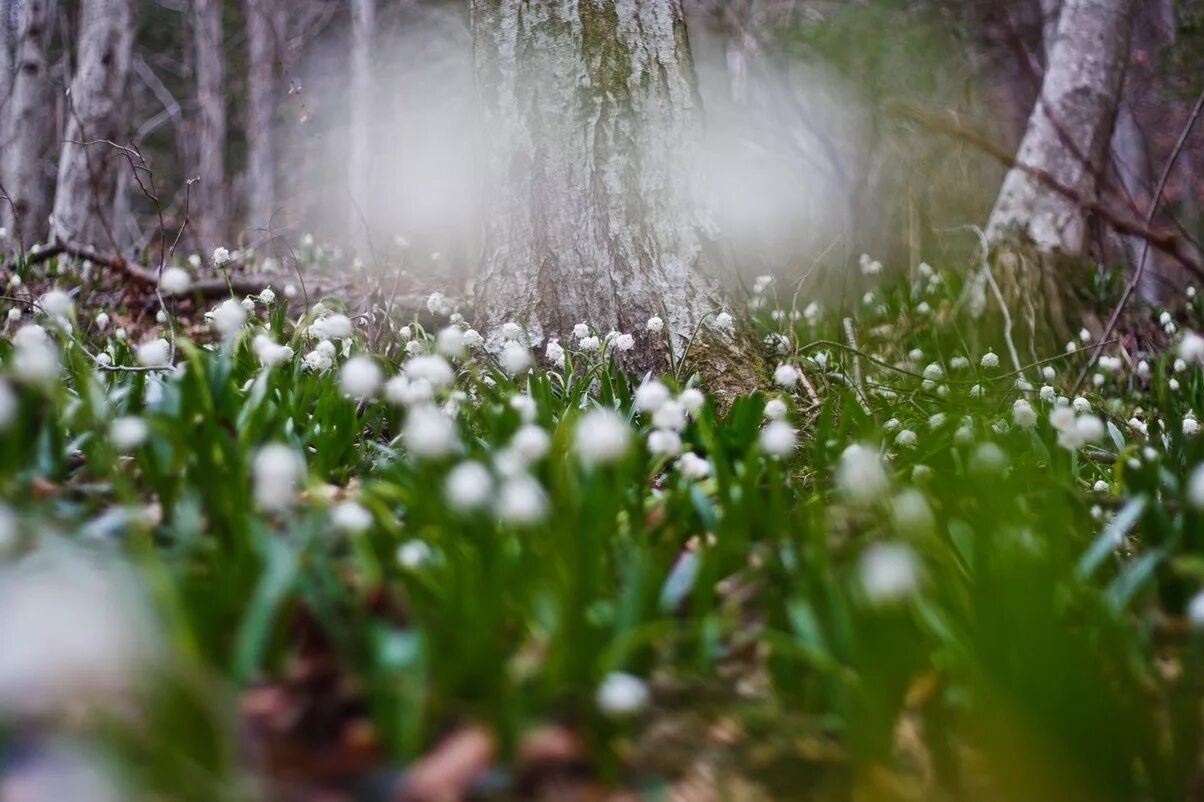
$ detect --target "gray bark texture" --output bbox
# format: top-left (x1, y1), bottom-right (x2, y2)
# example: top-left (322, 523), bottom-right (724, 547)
top-left (192, 0), bottom-right (227, 251)
top-left (51, 0), bottom-right (135, 250)
top-left (0, 0), bottom-right (15, 109)
top-left (348, 0), bottom-right (374, 247)
top-left (986, 0), bottom-right (1134, 254)
top-left (245, 0), bottom-right (280, 231)
top-left (1, 0), bottom-right (55, 246)
top-left (470, 0), bottom-right (758, 391)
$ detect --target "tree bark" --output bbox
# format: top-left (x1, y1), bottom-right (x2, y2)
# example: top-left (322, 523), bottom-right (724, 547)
top-left (347, 0), bottom-right (374, 250)
top-left (192, 0), bottom-right (226, 251)
top-left (1, 0), bottom-right (55, 246)
top-left (0, 0), bottom-right (15, 108)
top-left (51, 0), bottom-right (135, 250)
top-left (469, 0), bottom-right (759, 393)
top-left (981, 0), bottom-right (1134, 349)
top-left (245, 0), bottom-right (281, 232)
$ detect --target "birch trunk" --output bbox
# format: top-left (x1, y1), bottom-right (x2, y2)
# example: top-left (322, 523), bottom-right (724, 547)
top-left (347, 0), bottom-right (374, 248)
top-left (245, 0), bottom-right (280, 231)
top-left (982, 0), bottom-right (1134, 348)
top-left (470, 0), bottom-right (758, 392)
top-left (1, 0), bottom-right (55, 246)
top-left (51, 0), bottom-right (134, 250)
top-left (192, 0), bottom-right (226, 251)
top-left (0, 0), bottom-right (15, 108)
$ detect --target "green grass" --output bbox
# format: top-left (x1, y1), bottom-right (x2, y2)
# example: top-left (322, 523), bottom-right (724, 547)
top-left (0, 255), bottom-right (1203, 801)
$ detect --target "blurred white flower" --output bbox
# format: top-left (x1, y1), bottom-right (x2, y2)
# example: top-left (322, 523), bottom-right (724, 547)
top-left (837, 444), bottom-right (888, 505)
top-left (405, 354), bottom-right (454, 389)
top-left (38, 289), bottom-right (73, 319)
top-left (1012, 399), bottom-right (1037, 429)
top-left (579, 335), bottom-right (600, 352)
top-left (573, 323), bottom-right (590, 340)
top-left (764, 398), bottom-right (788, 420)
top-left (647, 428), bottom-right (682, 456)
top-left (331, 501), bottom-right (373, 534)
top-left (679, 388), bottom-right (705, 414)
top-left (980, 352), bottom-right (999, 369)
top-left (1189, 465), bottom-right (1204, 510)
top-left (635, 380), bottom-right (671, 413)
top-left (253, 334), bottom-right (293, 368)
top-left (303, 348), bottom-right (334, 372)
top-left (339, 355), bottom-right (383, 399)
top-left (596, 671), bottom-right (649, 716)
top-left (309, 313), bottom-right (353, 340)
top-left (446, 462), bottom-right (494, 511)
top-left (397, 540), bottom-right (432, 569)
top-left (463, 328), bottom-right (484, 350)
top-left (646, 316), bottom-right (664, 332)
top-left (159, 267), bottom-right (191, 295)
top-left (11, 327), bottom-right (59, 385)
top-left (652, 400), bottom-right (687, 432)
top-left (773, 363), bottom-right (801, 388)
top-left (859, 542), bottom-right (921, 605)
top-left (677, 452), bottom-right (711, 479)
top-left (714, 312), bottom-right (734, 331)
top-left (759, 420), bottom-right (797, 457)
top-left (1181, 332), bottom-right (1204, 365)
top-left (500, 342), bottom-right (532, 376)
top-left (895, 429), bottom-right (917, 448)
top-left (611, 333), bottom-right (635, 351)
top-left (253, 444), bottom-right (303, 512)
top-left (109, 416), bottom-right (148, 451)
top-left (209, 299), bottom-right (247, 338)
top-left (496, 476), bottom-right (547, 524)
top-left (404, 406), bottom-right (457, 458)
top-left (511, 425), bottom-right (551, 462)
top-left (891, 489), bottom-right (934, 535)
top-left (574, 409), bottom-right (631, 465)
top-left (1185, 415), bottom-right (1201, 436)
top-left (545, 340), bottom-right (565, 368)
top-left (212, 246), bottom-right (231, 265)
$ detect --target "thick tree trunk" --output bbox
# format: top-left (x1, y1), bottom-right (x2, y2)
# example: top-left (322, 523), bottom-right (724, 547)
top-left (470, 0), bottom-right (759, 392)
top-left (245, 0), bottom-right (280, 232)
top-left (981, 0), bottom-right (1134, 350)
top-left (1, 0), bottom-right (55, 247)
top-left (347, 0), bottom-right (374, 249)
top-left (0, 0), bottom-right (15, 108)
top-left (192, 0), bottom-right (226, 251)
top-left (51, 0), bottom-right (134, 250)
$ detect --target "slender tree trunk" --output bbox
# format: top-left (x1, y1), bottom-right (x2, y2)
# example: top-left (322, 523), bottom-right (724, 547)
top-left (0, 0), bottom-right (15, 108)
top-left (981, 0), bottom-right (1134, 350)
top-left (245, 0), bottom-right (280, 232)
top-left (470, 0), bottom-right (759, 392)
top-left (1, 0), bottom-right (55, 247)
top-left (192, 0), bottom-right (226, 252)
top-left (347, 0), bottom-right (373, 250)
top-left (52, 0), bottom-right (134, 251)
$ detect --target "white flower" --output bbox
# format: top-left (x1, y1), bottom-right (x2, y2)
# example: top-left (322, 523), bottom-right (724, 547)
top-left (1049, 407), bottom-right (1076, 432)
top-left (384, 376), bottom-right (431, 406)
top-left (837, 444), bottom-right (888, 505)
top-left (611, 333), bottom-right (635, 351)
top-left (258, 287), bottom-right (276, 305)
top-left (928, 413), bottom-right (946, 429)
top-left (1181, 332), bottom-right (1204, 364)
top-left (212, 246), bottom-right (231, 265)
top-left (339, 356), bottom-right (382, 399)
top-left (38, 290), bottom-right (72, 318)
top-left (579, 335), bottom-right (600, 352)
top-left (596, 671), bottom-right (649, 716)
top-left (677, 452), bottom-right (711, 479)
top-left (922, 363), bottom-right (943, 380)
top-left (980, 352), bottom-right (999, 369)
top-left (1065, 341), bottom-right (1077, 353)
top-left (496, 476), bottom-right (547, 524)
top-left (445, 462), bottom-right (494, 511)
top-left (331, 501), bottom-right (373, 534)
top-left (303, 348), bottom-right (333, 372)
top-left (714, 312), bottom-right (734, 331)
top-left (309, 313), bottom-right (353, 340)
top-left (1039, 385), bottom-right (1056, 403)
top-left (136, 338), bottom-right (171, 368)
top-left (209, 299), bottom-right (247, 338)
top-left (500, 321), bottom-right (523, 341)
top-left (891, 489), bottom-right (934, 535)
top-left (252, 334), bottom-right (293, 367)
top-left (635, 380), bottom-right (671, 413)
top-left (859, 254), bottom-right (882, 276)
top-left (397, 540), bottom-right (432, 569)
top-left (574, 410), bottom-right (631, 465)
top-left (11, 331), bottom-right (59, 385)
top-left (159, 267), bottom-right (191, 295)
top-left (954, 425), bottom-right (973, 445)
top-left (1012, 399), bottom-right (1037, 429)
top-left (508, 395), bottom-right (536, 423)
top-left (753, 275), bottom-right (773, 294)
top-left (764, 398), bottom-right (788, 420)
top-left (545, 340), bottom-right (565, 368)
top-left (405, 340), bottom-right (424, 356)
top-left (4, 308), bottom-right (18, 324)
top-left (512, 425), bottom-right (551, 462)
top-left (915, 301), bottom-right (931, 315)
top-left (646, 316), bottom-right (664, 332)
top-left (1042, 366), bottom-right (1056, 381)
top-left (1171, 378), bottom-right (1181, 391)
top-left (679, 388), bottom-right (705, 414)
top-left (1079, 328), bottom-right (1092, 343)
top-left (462, 329), bottom-right (484, 350)
top-left (895, 429), bottom-right (918, 448)
top-left (426, 292), bottom-right (453, 317)
top-left (404, 406), bottom-right (457, 458)
top-left (1187, 591), bottom-right (1204, 628)
top-left (652, 400), bottom-right (687, 432)
top-left (573, 323), bottom-right (590, 340)
top-left (438, 327), bottom-right (464, 358)
top-left (859, 542), bottom-right (921, 605)
top-left (500, 342), bottom-right (532, 376)
top-left (1189, 465), bottom-right (1204, 510)
top-left (1185, 416), bottom-right (1201, 436)
top-left (759, 420), bottom-right (797, 457)
top-left (1127, 417), bottom-right (1148, 438)
top-left (647, 429), bottom-right (682, 456)
top-left (969, 384), bottom-right (983, 398)
top-left (405, 354), bottom-right (454, 389)
top-left (1072, 396), bottom-right (1091, 413)
top-left (253, 444), bottom-right (303, 512)
top-left (109, 416), bottom-right (148, 451)
top-left (883, 418), bottom-right (901, 433)
top-left (1137, 360), bottom-right (1150, 378)
top-left (773, 363), bottom-right (801, 388)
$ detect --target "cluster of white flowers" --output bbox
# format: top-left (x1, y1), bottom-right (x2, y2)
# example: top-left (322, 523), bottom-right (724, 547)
top-left (252, 334), bottom-right (294, 368)
top-left (1048, 406), bottom-right (1104, 451)
top-left (858, 253), bottom-right (882, 276)
top-left (309, 313), bottom-right (353, 341)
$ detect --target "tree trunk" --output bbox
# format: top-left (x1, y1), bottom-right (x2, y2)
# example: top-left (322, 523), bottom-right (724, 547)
top-left (245, 0), bottom-right (280, 233)
top-left (981, 0), bottom-right (1134, 350)
top-left (192, 0), bottom-right (226, 251)
top-left (51, 0), bottom-right (134, 250)
top-left (347, 0), bottom-right (374, 250)
top-left (0, 0), bottom-right (15, 108)
top-left (1, 0), bottom-right (55, 247)
top-left (469, 0), bottom-right (759, 393)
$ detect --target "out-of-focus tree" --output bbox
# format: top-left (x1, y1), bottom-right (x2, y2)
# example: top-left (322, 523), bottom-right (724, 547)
top-left (0, 0), bottom-right (55, 247)
top-left (244, 0), bottom-right (283, 233)
top-left (191, 0), bottom-right (226, 252)
top-left (347, 0), bottom-right (374, 249)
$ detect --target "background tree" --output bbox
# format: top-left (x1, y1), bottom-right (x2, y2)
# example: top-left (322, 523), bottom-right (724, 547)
top-left (191, 0), bottom-right (226, 251)
top-left (982, 0), bottom-right (1135, 350)
top-left (244, 0), bottom-right (282, 233)
top-left (0, 0), bottom-right (55, 247)
top-left (470, 0), bottom-right (758, 391)
top-left (51, 0), bottom-right (135, 250)
top-left (347, 0), bottom-right (374, 248)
